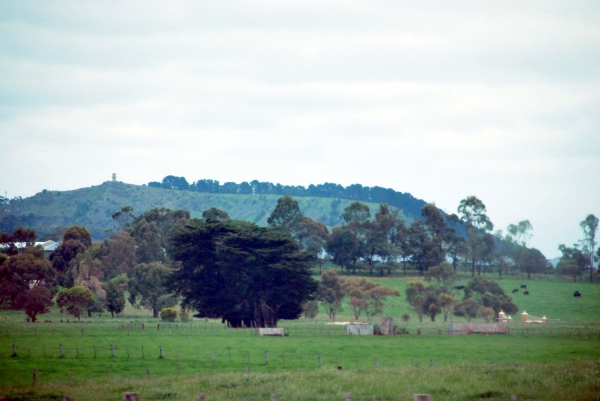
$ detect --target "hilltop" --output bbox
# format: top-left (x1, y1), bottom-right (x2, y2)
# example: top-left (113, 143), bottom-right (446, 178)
top-left (0, 180), bottom-right (423, 240)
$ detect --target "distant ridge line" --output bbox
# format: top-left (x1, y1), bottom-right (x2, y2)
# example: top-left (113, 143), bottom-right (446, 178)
top-left (148, 176), bottom-right (427, 219)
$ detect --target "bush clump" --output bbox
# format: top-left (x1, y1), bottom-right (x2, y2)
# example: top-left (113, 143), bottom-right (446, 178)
top-left (179, 309), bottom-right (190, 322)
top-left (160, 307), bottom-right (178, 322)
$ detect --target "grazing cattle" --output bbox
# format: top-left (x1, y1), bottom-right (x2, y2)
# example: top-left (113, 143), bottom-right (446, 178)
top-left (520, 284), bottom-right (527, 289)
top-left (574, 291), bottom-right (581, 297)
top-left (523, 291), bottom-right (530, 295)
top-left (512, 288), bottom-right (519, 293)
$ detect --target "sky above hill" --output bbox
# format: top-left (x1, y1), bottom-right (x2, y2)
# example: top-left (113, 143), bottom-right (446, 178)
top-left (1, 1), bottom-right (599, 258)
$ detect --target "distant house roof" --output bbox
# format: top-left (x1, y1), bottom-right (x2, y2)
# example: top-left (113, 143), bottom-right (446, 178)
top-left (0, 240), bottom-right (59, 253)
top-left (36, 241), bottom-right (58, 252)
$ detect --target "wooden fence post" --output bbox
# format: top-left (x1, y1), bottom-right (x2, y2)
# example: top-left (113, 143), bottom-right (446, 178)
top-left (270, 394), bottom-right (277, 401)
top-left (264, 351), bottom-right (269, 363)
top-left (146, 366), bottom-right (149, 378)
top-left (59, 344), bottom-right (64, 357)
top-left (33, 369), bottom-right (37, 386)
top-left (413, 395), bottom-right (430, 401)
top-left (93, 345), bottom-right (97, 358)
top-left (198, 394), bottom-right (205, 401)
top-left (375, 357), bottom-right (379, 368)
top-left (12, 344), bottom-right (17, 357)
top-left (248, 366), bottom-right (252, 374)
top-left (344, 393), bottom-right (352, 401)
top-left (160, 346), bottom-right (164, 358)
top-left (318, 354), bottom-right (322, 367)
top-left (110, 344), bottom-right (115, 357)
top-left (211, 349), bottom-right (215, 361)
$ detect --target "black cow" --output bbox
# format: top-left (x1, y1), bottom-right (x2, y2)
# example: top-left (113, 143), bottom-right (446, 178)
top-left (574, 291), bottom-right (581, 297)
top-left (520, 284), bottom-right (527, 289)
top-left (512, 288), bottom-right (519, 293)
top-left (523, 291), bottom-right (530, 295)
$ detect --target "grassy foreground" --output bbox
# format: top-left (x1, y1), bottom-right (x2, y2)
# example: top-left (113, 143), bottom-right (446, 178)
top-left (1, 361), bottom-right (599, 400)
top-left (1, 276), bottom-right (599, 399)
top-left (1, 320), bottom-right (600, 399)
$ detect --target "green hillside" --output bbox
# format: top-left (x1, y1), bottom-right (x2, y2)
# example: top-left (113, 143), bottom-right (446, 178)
top-left (1, 181), bottom-right (411, 240)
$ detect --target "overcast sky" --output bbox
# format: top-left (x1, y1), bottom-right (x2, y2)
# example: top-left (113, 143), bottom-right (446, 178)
top-left (1, 1), bottom-right (599, 258)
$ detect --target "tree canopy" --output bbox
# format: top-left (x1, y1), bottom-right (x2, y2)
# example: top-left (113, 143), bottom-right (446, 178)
top-left (168, 219), bottom-right (317, 327)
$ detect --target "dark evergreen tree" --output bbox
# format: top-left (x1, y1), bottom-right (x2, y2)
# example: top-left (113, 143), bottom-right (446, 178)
top-left (168, 219), bottom-right (317, 328)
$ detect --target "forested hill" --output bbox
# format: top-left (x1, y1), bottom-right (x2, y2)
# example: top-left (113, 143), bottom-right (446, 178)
top-left (149, 176), bottom-right (427, 219)
top-left (0, 180), bottom-right (426, 241)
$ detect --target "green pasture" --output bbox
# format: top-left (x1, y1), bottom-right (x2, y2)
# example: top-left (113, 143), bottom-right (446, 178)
top-left (1, 275), bottom-right (599, 399)
top-left (1, 361), bottom-right (599, 401)
top-left (354, 273), bottom-right (600, 323)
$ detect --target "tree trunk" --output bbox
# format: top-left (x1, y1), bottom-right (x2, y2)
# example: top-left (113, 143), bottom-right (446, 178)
top-left (111, 311), bottom-right (114, 318)
top-left (153, 308), bottom-right (158, 318)
top-left (527, 271), bottom-right (531, 279)
top-left (88, 310), bottom-right (92, 318)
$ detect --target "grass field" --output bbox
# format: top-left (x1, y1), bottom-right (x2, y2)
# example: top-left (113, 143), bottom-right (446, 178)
top-left (364, 274), bottom-right (600, 323)
top-left (1, 274), bottom-right (599, 400)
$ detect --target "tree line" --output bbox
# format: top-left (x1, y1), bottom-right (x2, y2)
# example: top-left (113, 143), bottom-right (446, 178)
top-left (147, 175), bottom-right (427, 219)
top-left (0, 194), bottom-right (597, 327)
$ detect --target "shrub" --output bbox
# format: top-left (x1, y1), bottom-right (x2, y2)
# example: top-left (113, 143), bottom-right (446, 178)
top-left (160, 307), bottom-right (178, 322)
top-left (477, 306), bottom-right (495, 323)
top-left (56, 286), bottom-right (95, 321)
top-left (180, 309), bottom-right (190, 322)
top-left (401, 313), bottom-right (410, 322)
top-left (302, 300), bottom-right (318, 319)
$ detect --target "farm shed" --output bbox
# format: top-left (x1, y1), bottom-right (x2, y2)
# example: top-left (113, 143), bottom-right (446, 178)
top-left (259, 328), bottom-right (284, 336)
top-left (345, 324), bottom-right (373, 335)
top-left (449, 323), bottom-right (508, 335)
top-left (379, 317), bottom-right (394, 335)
